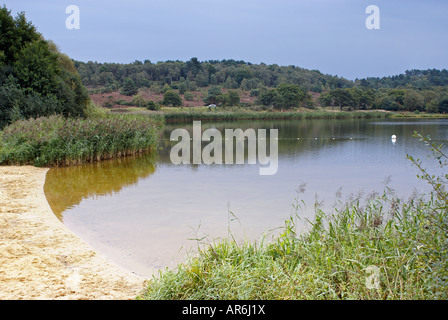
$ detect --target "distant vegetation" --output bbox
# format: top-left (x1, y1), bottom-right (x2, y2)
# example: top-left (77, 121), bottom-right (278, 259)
top-left (162, 110), bottom-right (389, 123)
top-left (76, 58), bottom-right (448, 113)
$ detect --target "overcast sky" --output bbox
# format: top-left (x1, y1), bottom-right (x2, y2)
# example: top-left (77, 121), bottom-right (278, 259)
top-left (2, 0), bottom-right (447, 80)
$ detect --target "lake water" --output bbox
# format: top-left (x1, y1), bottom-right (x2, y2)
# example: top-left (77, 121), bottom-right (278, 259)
top-left (44, 117), bottom-right (448, 277)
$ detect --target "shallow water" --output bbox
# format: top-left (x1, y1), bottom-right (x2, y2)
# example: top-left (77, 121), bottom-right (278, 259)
top-left (44, 117), bottom-right (448, 277)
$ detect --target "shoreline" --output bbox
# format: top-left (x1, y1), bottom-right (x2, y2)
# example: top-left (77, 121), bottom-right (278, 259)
top-left (0, 165), bottom-right (147, 300)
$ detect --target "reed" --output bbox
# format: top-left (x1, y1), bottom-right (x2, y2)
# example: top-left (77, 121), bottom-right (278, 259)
top-left (163, 110), bottom-right (390, 123)
top-left (0, 114), bottom-right (163, 167)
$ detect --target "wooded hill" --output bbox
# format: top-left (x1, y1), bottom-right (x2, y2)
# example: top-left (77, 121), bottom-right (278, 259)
top-left (75, 58), bottom-right (448, 113)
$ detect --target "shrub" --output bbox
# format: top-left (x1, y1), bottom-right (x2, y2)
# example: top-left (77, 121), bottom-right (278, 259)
top-left (184, 92), bottom-right (194, 101)
top-left (147, 101), bottom-right (161, 111)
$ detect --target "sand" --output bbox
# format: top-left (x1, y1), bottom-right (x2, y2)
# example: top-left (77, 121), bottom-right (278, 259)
top-left (0, 166), bottom-right (147, 300)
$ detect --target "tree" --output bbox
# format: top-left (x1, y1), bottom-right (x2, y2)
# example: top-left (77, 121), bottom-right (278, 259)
top-left (13, 40), bottom-right (59, 96)
top-left (226, 90), bottom-right (240, 106)
top-left (120, 77), bottom-right (138, 96)
top-left (162, 90), bottom-right (183, 107)
top-left (318, 92), bottom-right (333, 108)
top-left (275, 83), bottom-right (308, 109)
top-left (403, 90), bottom-right (424, 112)
top-left (439, 98), bottom-right (448, 114)
top-left (203, 86), bottom-right (223, 105)
top-left (178, 82), bottom-right (188, 94)
top-left (0, 6), bottom-right (40, 65)
top-left (257, 89), bottom-right (279, 107)
top-left (0, 5), bottom-right (88, 127)
top-left (330, 88), bottom-right (354, 111)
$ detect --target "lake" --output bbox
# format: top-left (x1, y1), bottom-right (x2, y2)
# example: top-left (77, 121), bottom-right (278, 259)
top-left (44, 117), bottom-right (448, 277)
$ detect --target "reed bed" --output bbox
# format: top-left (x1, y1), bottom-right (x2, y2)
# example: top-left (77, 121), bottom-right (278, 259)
top-left (140, 133), bottom-right (447, 300)
top-left (0, 114), bottom-right (163, 167)
top-left (163, 110), bottom-right (390, 123)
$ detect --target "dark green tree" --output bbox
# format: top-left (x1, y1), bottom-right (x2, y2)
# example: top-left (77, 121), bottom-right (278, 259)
top-left (120, 77), bottom-right (138, 96)
top-left (439, 98), bottom-right (448, 114)
top-left (257, 89), bottom-right (279, 107)
top-left (0, 6), bottom-right (40, 66)
top-left (330, 88), bottom-right (354, 111)
top-left (226, 90), bottom-right (240, 106)
top-left (203, 86), bottom-right (223, 105)
top-left (0, 5), bottom-right (89, 127)
top-left (162, 90), bottom-right (183, 107)
top-left (275, 83), bottom-right (308, 109)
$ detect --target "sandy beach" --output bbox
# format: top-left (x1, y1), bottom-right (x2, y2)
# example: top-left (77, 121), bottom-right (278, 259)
top-left (0, 165), bottom-right (147, 300)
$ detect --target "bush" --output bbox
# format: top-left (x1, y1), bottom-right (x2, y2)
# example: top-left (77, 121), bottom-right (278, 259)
top-left (132, 94), bottom-right (148, 107)
top-left (162, 90), bottom-right (183, 107)
top-left (147, 101), bottom-right (161, 111)
top-left (184, 92), bottom-right (194, 101)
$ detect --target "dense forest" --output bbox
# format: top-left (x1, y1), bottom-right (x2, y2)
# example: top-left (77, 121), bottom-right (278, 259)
top-left (75, 58), bottom-right (448, 113)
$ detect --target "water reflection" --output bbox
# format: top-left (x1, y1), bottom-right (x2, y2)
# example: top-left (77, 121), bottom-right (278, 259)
top-left (45, 154), bottom-right (156, 219)
top-left (44, 118), bottom-right (448, 277)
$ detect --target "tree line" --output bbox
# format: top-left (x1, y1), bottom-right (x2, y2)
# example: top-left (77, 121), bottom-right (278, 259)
top-left (74, 58), bottom-right (351, 94)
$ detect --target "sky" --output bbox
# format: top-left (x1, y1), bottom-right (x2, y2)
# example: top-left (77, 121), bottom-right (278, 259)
top-left (1, 0), bottom-right (447, 80)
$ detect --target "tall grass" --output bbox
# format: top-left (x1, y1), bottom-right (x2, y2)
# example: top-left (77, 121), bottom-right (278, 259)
top-left (139, 133), bottom-right (447, 300)
top-left (0, 114), bottom-right (163, 167)
top-left (163, 110), bottom-right (390, 123)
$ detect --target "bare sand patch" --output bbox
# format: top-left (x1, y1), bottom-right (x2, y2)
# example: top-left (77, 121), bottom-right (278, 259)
top-left (0, 166), bottom-right (147, 300)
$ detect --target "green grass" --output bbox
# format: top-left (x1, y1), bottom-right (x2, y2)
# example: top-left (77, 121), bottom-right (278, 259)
top-left (0, 113), bottom-right (163, 167)
top-left (139, 133), bottom-right (447, 300)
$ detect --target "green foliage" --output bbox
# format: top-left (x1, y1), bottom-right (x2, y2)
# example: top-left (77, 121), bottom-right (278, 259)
top-left (75, 58), bottom-right (353, 92)
top-left (147, 100), bottom-right (161, 111)
top-left (275, 83), bottom-right (310, 109)
top-left (256, 84), bottom-right (311, 109)
top-left (184, 92), bottom-right (194, 101)
top-left (73, 52), bottom-right (448, 114)
top-left (162, 90), bottom-right (183, 107)
top-left (330, 88), bottom-right (354, 110)
top-left (163, 110), bottom-right (389, 123)
top-left (203, 86), bottom-right (223, 105)
top-left (178, 82), bottom-right (188, 95)
top-left (438, 98), bottom-right (448, 114)
top-left (131, 94), bottom-right (148, 107)
top-left (120, 77), bottom-right (138, 96)
top-left (0, 6), bottom-right (40, 65)
top-left (226, 90), bottom-right (240, 106)
top-left (0, 5), bottom-right (89, 128)
top-left (0, 114), bottom-right (162, 166)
